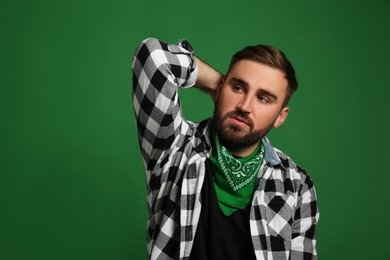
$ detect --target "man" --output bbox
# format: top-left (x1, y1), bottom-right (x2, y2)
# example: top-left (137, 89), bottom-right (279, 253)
top-left (132, 38), bottom-right (319, 260)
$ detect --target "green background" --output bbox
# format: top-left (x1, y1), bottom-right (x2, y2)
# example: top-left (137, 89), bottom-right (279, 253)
top-left (1, 0), bottom-right (389, 259)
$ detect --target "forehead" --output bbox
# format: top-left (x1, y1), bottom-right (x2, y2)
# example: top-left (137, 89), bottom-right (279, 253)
top-left (227, 60), bottom-right (288, 96)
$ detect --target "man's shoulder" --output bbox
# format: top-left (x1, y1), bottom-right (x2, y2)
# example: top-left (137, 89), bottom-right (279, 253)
top-left (195, 118), bottom-right (211, 131)
top-left (190, 118), bottom-right (212, 149)
top-left (270, 146), bottom-right (315, 187)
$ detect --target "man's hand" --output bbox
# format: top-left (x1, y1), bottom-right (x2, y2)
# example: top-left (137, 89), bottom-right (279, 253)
top-left (195, 57), bottom-right (224, 103)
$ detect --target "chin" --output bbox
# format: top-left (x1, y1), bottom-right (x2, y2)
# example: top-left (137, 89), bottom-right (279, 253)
top-left (225, 124), bottom-right (249, 136)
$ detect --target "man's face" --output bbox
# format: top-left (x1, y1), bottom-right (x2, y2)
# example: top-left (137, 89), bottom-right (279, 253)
top-left (214, 59), bottom-right (290, 156)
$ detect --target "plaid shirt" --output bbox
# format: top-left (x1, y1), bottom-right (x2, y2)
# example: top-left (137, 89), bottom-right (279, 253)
top-left (132, 38), bottom-right (319, 260)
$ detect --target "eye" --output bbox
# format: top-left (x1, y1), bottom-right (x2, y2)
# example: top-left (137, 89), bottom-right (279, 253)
top-left (232, 84), bottom-right (244, 93)
top-left (258, 96), bottom-right (270, 103)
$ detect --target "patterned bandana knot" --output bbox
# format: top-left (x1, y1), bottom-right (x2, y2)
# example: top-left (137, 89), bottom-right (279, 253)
top-left (215, 134), bottom-right (264, 191)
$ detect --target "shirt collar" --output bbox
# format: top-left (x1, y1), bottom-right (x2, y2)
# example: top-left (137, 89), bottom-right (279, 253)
top-left (262, 137), bottom-right (283, 167)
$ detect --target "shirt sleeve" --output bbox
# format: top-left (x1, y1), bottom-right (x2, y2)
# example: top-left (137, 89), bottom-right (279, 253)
top-left (290, 175), bottom-right (320, 259)
top-left (131, 38), bottom-right (198, 171)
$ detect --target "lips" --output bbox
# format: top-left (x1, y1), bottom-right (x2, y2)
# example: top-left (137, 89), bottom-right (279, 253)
top-left (224, 112), bottom-right (254, 130)
top-left (230, 115), bottom-right (250, 126)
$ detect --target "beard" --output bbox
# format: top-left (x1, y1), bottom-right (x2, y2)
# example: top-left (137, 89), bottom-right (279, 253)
top-left (214, 107), bottom-right (274, 151)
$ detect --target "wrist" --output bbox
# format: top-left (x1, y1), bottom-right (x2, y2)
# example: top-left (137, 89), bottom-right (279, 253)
top-left (195, 57), bottom-right (223, 93)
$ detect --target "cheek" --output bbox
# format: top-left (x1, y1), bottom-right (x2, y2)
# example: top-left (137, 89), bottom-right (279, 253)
top-left (253, 109), bottom-right (280, 125)
top-left (218, 94), bottom-right (236, 112)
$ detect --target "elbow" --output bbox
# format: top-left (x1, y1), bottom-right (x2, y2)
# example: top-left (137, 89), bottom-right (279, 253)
top-left (132, 38), bottom-right (163, 70)
top-left (136, 37), bottom-right (161, 54)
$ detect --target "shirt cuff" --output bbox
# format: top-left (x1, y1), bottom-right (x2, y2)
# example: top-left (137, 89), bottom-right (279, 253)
top-left (167, 39), bottom-right (198, 88)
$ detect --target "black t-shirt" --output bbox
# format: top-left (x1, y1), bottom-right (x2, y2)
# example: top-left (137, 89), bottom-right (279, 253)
top-left (189, 159), bottom-right (257, 260)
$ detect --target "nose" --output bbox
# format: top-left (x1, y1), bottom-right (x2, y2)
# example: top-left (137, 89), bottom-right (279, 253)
top-left (237, 96), bottom-right (252, 113)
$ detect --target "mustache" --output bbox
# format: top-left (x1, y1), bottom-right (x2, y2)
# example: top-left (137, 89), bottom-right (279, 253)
top-left (224, 109), bottom-right (254, 128)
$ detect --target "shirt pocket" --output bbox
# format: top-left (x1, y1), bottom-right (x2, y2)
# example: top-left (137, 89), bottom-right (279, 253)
top-left (264, 194), bottom-right (293, 242)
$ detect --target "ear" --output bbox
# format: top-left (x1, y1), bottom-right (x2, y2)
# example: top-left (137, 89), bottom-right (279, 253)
top-left (273, 107), bottom-right (289, 128)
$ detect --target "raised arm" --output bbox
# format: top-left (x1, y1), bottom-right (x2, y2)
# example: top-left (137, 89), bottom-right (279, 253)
top-left (132, 38), bottom-right (224, 171)
top-left (132, 38), bottom-right (198, 170)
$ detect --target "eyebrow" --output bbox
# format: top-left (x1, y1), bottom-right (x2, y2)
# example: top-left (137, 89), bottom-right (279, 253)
top-left (258, 89), bottom-right (278, 101)
top-left (230, 77), bottom-right (249, 88)
top-left (230, 77), bottom-right (278, 101)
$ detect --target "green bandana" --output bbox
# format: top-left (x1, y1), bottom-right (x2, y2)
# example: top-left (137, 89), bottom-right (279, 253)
top-left (209, 125), bottom-right (265, 216)
top-left (215, 134), bottom-right (264, 191)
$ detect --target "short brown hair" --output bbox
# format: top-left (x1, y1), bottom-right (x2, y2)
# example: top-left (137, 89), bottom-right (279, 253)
top-left (228, 44), bottom-right (298, 107)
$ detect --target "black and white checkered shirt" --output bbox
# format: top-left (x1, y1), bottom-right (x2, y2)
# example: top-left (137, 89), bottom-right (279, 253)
top-left (132, 38), bottom-right (319, 260)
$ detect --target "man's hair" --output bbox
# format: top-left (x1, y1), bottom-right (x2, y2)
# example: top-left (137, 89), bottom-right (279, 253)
top-left (228, 44), bottom-right (298, 107)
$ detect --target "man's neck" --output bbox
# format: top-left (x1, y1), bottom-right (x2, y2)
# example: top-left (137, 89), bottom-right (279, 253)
top-left (229, 142), bottom-right (261, 158)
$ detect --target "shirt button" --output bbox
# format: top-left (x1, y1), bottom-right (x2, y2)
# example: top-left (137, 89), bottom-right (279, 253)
top-left (180, 40), bottom-right (193, 52)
